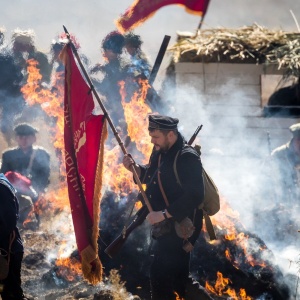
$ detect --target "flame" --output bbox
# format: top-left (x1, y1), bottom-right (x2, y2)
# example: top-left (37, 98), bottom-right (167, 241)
top-left (55, 257), bottom-right (82, 282)
top-left (135, 200), bottom-right (143, 210)
top-left (174, 291), bottom-right (184, 300)
top-left (120, 79), bottom-right (153, 161)
top-left (205, 271), bottom-right (252, 300)
top-left (21, 59), bottom-right (65, 175)
top-left (102, 79), bottom-right (153, 198)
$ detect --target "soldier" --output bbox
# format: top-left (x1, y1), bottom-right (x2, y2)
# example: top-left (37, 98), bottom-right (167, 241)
top-left (122, 114), bottom-right (208, 300)
top-left (0, 173), bottom-right (28, 300)
top-left (11, 28), bottom-right (52, 85)
top-left (90, 31), bottom-right (134, 128)
top-left (0, 27), bottom-right (24, 146)
top-left (0, 123), bottom-right (50, 227)
top-left (271, 122), bottom-right (300, 204)
top-left (124, 32), bottom-right (162, 112)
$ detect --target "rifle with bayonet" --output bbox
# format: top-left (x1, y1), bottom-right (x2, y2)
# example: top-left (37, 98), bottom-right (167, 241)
top-left (104, 125), bottom-right (203, 258)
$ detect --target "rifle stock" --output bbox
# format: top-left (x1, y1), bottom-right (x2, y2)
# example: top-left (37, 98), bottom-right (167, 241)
top-left (104, 205), bottom-right (148, 258)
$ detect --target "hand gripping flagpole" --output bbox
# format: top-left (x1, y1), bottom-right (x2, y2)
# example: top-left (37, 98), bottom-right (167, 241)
top-left (63, 25), bottom-right (153, 213)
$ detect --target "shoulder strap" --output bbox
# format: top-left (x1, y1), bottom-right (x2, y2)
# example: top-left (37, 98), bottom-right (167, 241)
top-left (173, 149), bottom-right (217, 241)
top-left (157, 154), bottom-right (170, 207)
top-left (173, 150), bottom-right (182, 187)
top-left (27, 149), bottom-right (37, 175)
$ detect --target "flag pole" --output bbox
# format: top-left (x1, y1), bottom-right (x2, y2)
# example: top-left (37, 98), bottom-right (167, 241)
top-left (196, 16), bottom-right (204, 33)
top-left (63, 25), bottom-right (153, 213)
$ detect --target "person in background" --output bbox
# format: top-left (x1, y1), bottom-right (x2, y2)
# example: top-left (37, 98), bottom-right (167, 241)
top-left (124, 32), bottom-right (162, 111)
top-left (270, 122), bottom-right (300, 204)
top-left (0, 173), bottom-right (28, 300)
top-left (0, 123), bottom-right (50, 227)
top-left (0, 27), bottom-right (24, 146)
top-left (90, 31), bottom-right (133, 128)
top-left (122, 114), bottom-right (205, 300)
top-left (11, 28), bottom-right (52, 85)
top-left (124, 32), bottom-right (151, 79)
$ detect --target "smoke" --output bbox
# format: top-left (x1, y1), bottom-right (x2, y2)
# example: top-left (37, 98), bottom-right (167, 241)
top-left (165, 68), bottom-right (300, 297)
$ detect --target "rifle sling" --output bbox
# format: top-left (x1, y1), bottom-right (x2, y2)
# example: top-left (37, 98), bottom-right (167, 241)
top-left (157, 154), bottom-right (170, 207)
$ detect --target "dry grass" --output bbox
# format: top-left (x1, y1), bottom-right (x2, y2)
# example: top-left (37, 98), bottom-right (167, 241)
top-left (169, 23), bottom-right (300, 76)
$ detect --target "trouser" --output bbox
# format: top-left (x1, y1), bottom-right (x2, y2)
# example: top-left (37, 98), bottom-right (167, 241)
top-left (150, 232), bottom-right (190, 300)
top-left (0, 252), bottom-right (24, 300)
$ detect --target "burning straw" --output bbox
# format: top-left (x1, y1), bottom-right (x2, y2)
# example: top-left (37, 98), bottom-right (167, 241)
top-left (169, 23), bottom-right (300, 77)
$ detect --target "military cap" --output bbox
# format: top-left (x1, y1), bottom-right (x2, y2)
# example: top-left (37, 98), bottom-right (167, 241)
top-left (289, 123), bottom-right (300, 138)
top-left (148, 114), bottom-right (179, 131)
top-left (14, 123), bottom-right (38, 136)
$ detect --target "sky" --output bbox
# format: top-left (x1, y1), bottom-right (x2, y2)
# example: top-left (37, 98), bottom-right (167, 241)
top-left (1, 0), bottom-right (300, 69)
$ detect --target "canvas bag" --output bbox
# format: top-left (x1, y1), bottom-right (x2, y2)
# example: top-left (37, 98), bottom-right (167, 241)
top-left (173, 145), bottom-right (220, 240)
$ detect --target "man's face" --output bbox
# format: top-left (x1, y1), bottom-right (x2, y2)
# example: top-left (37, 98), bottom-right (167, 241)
top-left (103, 49), bottom-right (118, 61)
top-left (13, 41), bottom-right (32, 53)
top-left (16, 135), bottom-right (36, 151)
top-left (293, 136), bottom-right (300, 156)
top-left (149, 130), bottom-right (171, 152)
top-left (125, 45), bottom-right (135, 56)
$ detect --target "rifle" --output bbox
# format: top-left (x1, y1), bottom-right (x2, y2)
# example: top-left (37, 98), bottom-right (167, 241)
top-left (105, 205), bottom-right (148, 258)
top-left (188, 125), bottom-right (203, 146)
top-left (104, 125), bottom-right (204, 257)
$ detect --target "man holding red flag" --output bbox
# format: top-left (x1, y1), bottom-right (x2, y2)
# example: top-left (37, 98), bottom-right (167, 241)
top-left (116, 0), bottom-right (211, 33)
top-left (62, 43), bottom-right (107, 284)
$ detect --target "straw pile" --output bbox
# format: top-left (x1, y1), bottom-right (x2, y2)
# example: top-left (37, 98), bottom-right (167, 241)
top-left (169, 23), bottom-right (300, 76)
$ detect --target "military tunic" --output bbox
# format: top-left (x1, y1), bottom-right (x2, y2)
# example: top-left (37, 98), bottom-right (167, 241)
top-left (0, 146), bottom-right (50, 194)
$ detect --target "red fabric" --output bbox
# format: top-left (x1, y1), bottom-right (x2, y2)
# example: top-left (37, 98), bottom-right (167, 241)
top-left (116, 0), bottom-right (210, 32)
top-left (64, 45), bottom-right (106, 279)
top-left (5, 171), bottom-right (32, 194)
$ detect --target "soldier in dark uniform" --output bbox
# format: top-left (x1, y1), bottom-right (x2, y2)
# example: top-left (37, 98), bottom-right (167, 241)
top-left (0, 28), bottom-right (24, 146)
top-left (0, 173), bottom-right (28, 300)
top-left (90, 31), bottom-right (134, 130)
top-left (0, 123), bottom-right (50, 226)
top-left (123, 114), bottom-right (205, 300)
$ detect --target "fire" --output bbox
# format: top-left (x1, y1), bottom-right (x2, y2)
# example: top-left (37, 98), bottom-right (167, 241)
top-left (55, 256), bottom-right (82, 282)
top-left (102, 79), bottom-right (153, 197)
top-left (205, 271), bottom-right (252, 300)
top-left (103, 144), bottom-right (136, 196)
top-left (120, 79), bottom-right (153, 161)
top-left (21, 58), bottom-right (65, 175)
top-left (135, 200), bottom-right (143, 210)
top-left (174, 291), bottom-right (184, 300)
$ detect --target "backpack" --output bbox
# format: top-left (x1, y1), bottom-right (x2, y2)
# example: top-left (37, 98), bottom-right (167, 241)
top-left (173, 144), bottom-right (220, 240)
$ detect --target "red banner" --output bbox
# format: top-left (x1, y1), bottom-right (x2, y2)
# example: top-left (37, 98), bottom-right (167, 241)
top-left (63, 45), bottom-right (107, 284)
top-left (116, 0), bottom-right (210, 32)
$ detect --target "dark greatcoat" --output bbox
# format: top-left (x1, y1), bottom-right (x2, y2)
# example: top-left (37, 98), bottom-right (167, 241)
top-left (0, 146), bottom-right (50, 194)
top-left (0, 173), bottom-right (24, 300)
top-left (137, 132), bottom-right (204, 300)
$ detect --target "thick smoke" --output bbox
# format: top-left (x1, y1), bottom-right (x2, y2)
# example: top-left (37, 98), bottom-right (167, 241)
top-left (166, 73), bottom-right (300, 297)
